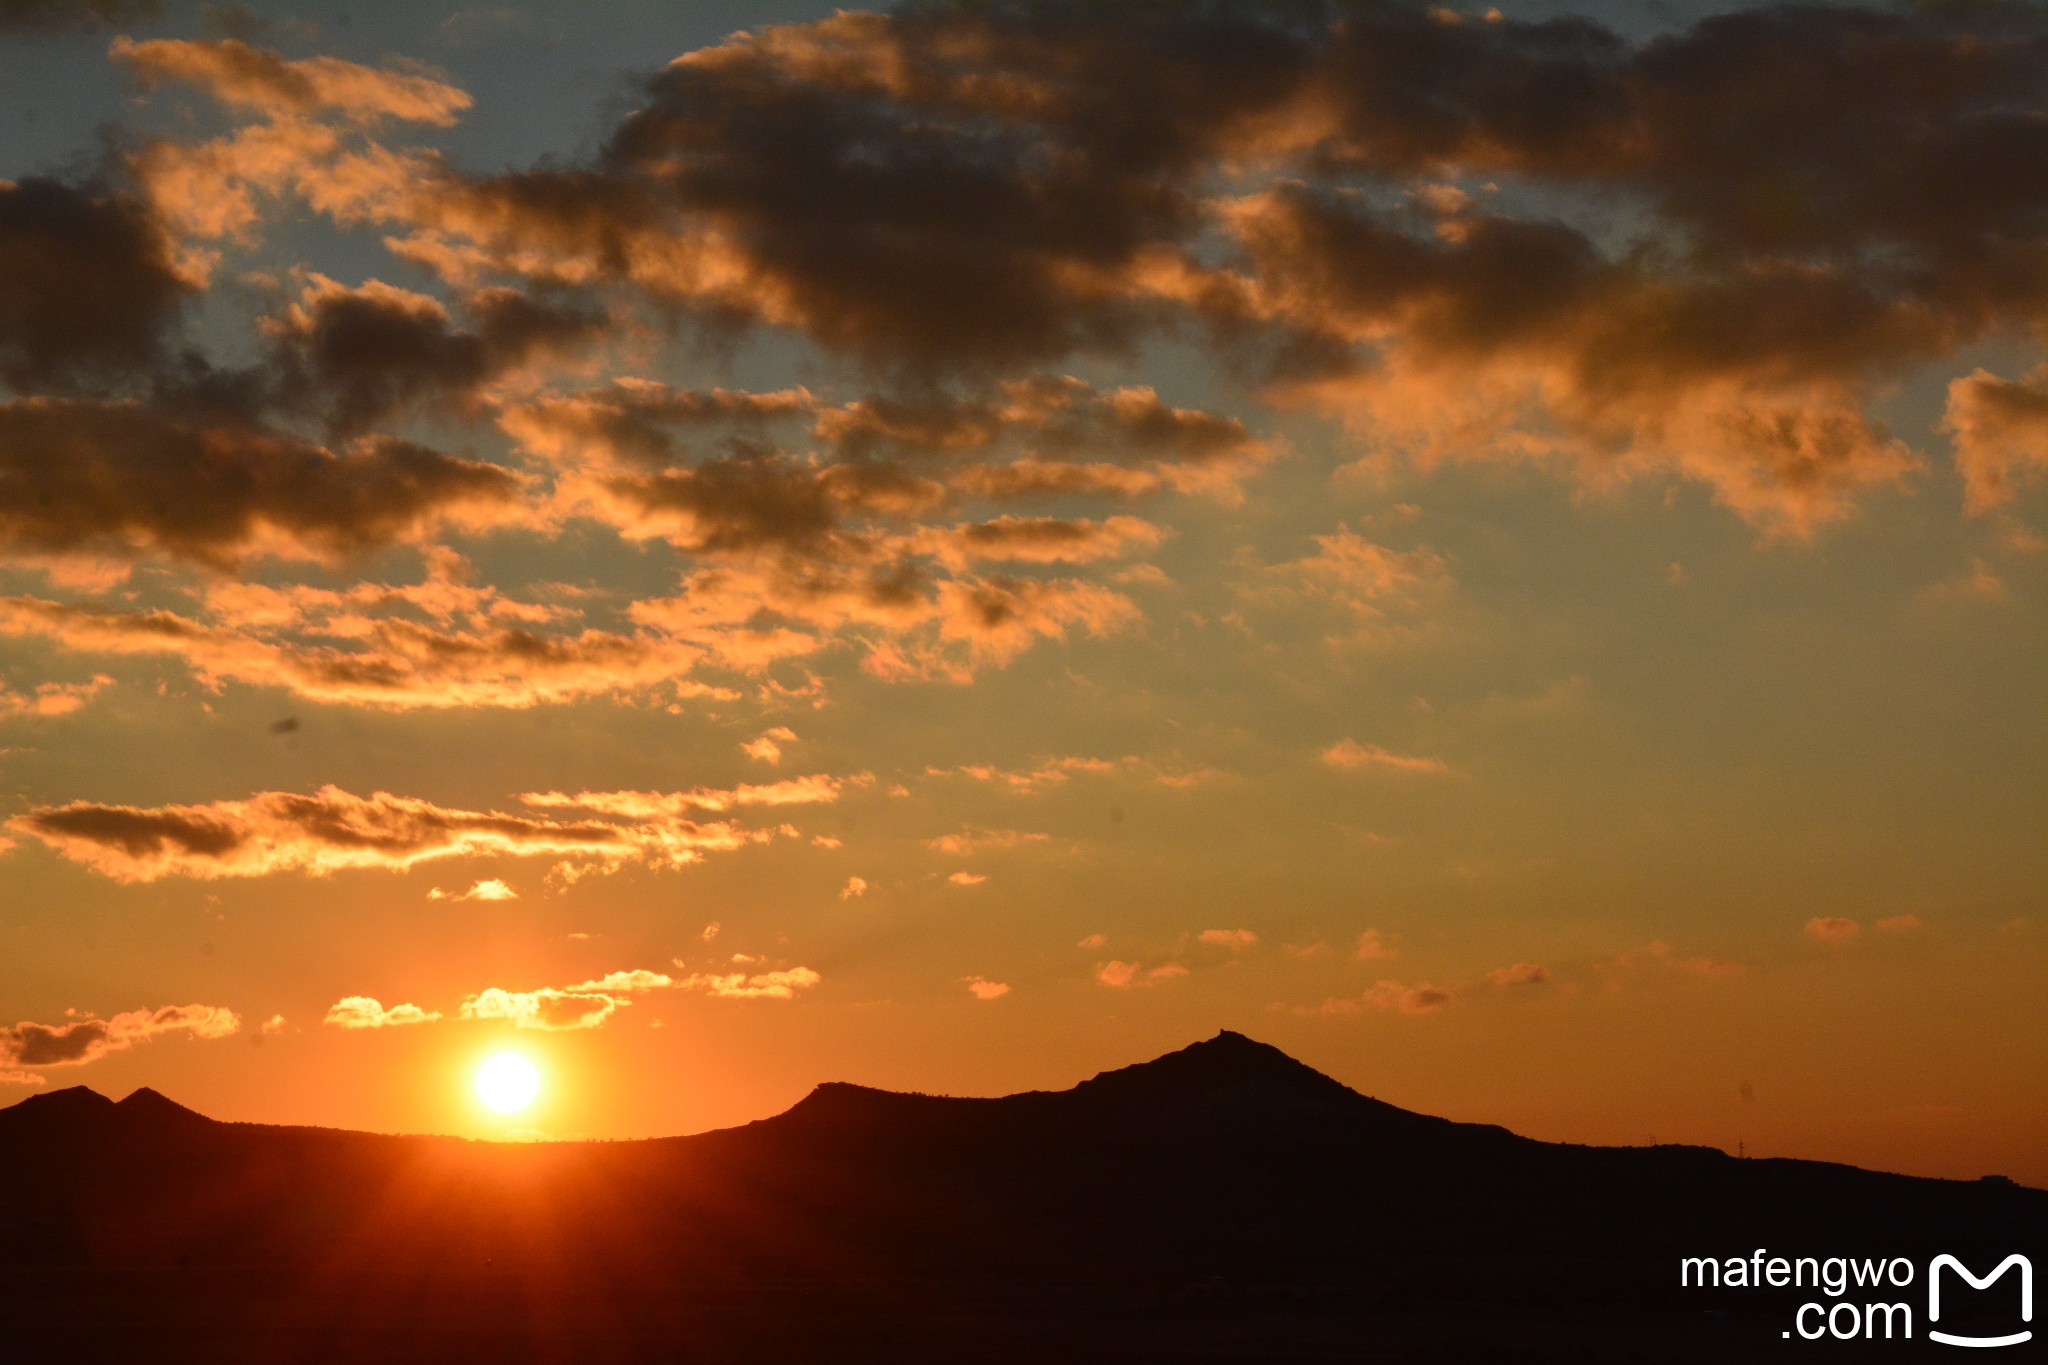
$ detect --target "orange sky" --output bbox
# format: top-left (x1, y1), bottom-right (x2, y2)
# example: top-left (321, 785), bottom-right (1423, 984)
top-left (0, 0), bottom-right (2041, 1186)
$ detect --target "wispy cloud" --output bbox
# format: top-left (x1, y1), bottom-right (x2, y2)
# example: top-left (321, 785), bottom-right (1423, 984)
top-left (7, 784), bottom-right (783, 883)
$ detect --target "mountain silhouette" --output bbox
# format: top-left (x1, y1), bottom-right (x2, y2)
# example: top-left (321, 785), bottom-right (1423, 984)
top-left (1, 1032), bottom-right (2037, 1364)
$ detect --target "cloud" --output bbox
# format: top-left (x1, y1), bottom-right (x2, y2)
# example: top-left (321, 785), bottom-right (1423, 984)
top-left (1094, 960), bottom-right (1186, 989)
top-left (1942, 366), bottom-right (2048, 514)
top-left (674, 965), bottom-right (821, 1001)
top-left (0, 399), bottom-right (519, 568)
top-left (1252, 528), bottom-right (1453, 642)
top-left (839, 875), bottom-right (868, 899)
top-left (458, 968), bottom-right (674, 1031)
top-left (567, 969), bottom-right (674, 994)
top-left (426, 877), bottom-right (516, 902)
top-left (0, 673), bottom-right (111, 720)
top-left (1484, 962), bottom-right (1550, 988)
top-left (323, 996), bottom-right (440, 1029)
top-left (1198, 928), bottom-right (1258, 952)
top-left (100, 2), bottom-right (2048, 535)
top-left (459, 986), bottom-right (621, 1031)
top-left (0, 178), bottom-right (190, 389)
top-left (1600, 940), bottom-right (1744, 979)
top-left (1363, 980), bottom-right (1451, 1014)
top-left (742, 726), bottom-right (796, 764)
top-left (1305, 979), bottom-right (1450, 1015)
top-left (0, 0), bottom-right (155, 33)
top-left (1075, 933), bottom-right (1105, 950)
top-left (1222, 185), bottom-right (1922, 534)
top-left (924, 754), bottom-right (1218, 798)
top-left (518, 773), bottom-right (848, 817)
top-left (338, 966), bottom-right (687, 1034)
top-left (926, 827), bottom-right (1051, 856)
top-left (1353, 929), bottom-right (1397, 961)
top-left (0, 1002), bottom-right (240, 1067)
top-left (0, 593), bottom-right (713, 710)
top-left (7, 783), bottom-right (774, 883)
top-left (266, 275), bottom-right (603, 437)
top-left (964, 977), bottom-right (1010, 1001)
top-left (947, 871), bottom-right (987, 886)
top-left (113, 37), bottom-right (472, 126)
top-left (1804, 915), bottom-right (1862, 945)
top-left (0, 1069), bottom-right (43, 1086)
top-left (1321, 740), bottom-right (1450, 775)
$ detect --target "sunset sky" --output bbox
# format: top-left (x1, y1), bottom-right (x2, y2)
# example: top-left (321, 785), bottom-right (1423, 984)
top-left (0, 0), bottom-right (2041, 1185)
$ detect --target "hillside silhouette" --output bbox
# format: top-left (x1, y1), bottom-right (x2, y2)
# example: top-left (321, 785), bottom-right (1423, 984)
top-left (0, 1031), bottom-right (2037, 1363)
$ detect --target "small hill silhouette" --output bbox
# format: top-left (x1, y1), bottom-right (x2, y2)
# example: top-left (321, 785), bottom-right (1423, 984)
top-left (0, 1033), bottom-right (2037, 1364)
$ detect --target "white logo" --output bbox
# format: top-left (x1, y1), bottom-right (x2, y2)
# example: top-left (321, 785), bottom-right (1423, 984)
top-left (1929, 1254), bottom-right (2033, 1349)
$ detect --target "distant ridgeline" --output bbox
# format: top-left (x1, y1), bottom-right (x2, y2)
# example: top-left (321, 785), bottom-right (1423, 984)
top-left (0, 1033), bottom-right (2037, 1363)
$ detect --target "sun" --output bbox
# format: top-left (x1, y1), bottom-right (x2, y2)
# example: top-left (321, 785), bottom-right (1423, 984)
top-left (474, 1052), bottom-right (541, 1114)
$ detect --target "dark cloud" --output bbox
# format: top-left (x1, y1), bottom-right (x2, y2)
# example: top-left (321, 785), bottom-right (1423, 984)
top-left (0, 178), bottom-right (190, 391)
top-left (0, 397), bottom-right (520, 565)
top-left (603, 453), bottom-right (847, 555)
top-left (0, 0), bottom-right (155, 33)
top-left (7, 784), bottom-right (777, 881)
top-left (341, 1), bottom-right (2048, 523)
top-left (268, 277), bottom-right (605, 435)
top-left (0, 1003), bottom-right (238, 1068)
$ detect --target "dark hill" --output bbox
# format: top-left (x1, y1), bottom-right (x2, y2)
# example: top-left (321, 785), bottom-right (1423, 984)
top-left (0, 1032), bottom-right (2037, 1364)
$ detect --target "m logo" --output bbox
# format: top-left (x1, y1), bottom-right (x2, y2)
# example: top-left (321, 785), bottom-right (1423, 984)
top-left (1928, 1254), bottom-right (2032, 1349)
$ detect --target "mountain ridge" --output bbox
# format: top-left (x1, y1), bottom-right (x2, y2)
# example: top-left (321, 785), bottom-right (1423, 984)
top-left (0, 1031), bottom-right (2039, 1363)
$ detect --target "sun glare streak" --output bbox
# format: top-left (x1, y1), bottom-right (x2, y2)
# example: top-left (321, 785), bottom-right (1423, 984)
top-left (475, 1051), bottom-right (541, 1114)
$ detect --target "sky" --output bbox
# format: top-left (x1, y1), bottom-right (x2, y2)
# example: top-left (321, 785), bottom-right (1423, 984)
top-left (0, 0), bottom-right (2041, 1184)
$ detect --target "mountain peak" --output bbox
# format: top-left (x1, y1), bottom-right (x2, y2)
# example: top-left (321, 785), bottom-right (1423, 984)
top-left (7, 1085), bottom-right (113, 1115)
top-left (1065, 1029), bottom-right (1367, 1120)
top-left (0, 1084), bottom-right (115, 1137)
top-left (116, 1087), bottom-right (212, 1126)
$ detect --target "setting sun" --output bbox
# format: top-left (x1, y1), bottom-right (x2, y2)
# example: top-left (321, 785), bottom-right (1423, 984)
top-left (474, 1053), bottom-right (541, 1115)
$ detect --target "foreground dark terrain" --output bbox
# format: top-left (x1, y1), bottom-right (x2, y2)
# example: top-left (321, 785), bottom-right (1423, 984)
top-left (1, 1032), bottom-right (2038, 1363)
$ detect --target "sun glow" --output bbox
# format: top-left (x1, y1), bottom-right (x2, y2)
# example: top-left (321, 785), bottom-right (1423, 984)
top-left (474, 1052), bottom-right (541, 1114)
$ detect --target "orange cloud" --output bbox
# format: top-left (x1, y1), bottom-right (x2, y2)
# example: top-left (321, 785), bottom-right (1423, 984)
top-left (518, 774), bottom-right (849, 818)
top-left (1321, 740), bottom-right (1450, 774)
top-left (459, 986), bottom-right (622, 1031)
top-left (926, 827), bottom-right (1051, 857)
top-left (924, 754), bottom-right (1215, 793)
top-left (965, 977), bottom-right (1010, 1001)
top-left (0, 1002), bottom-right (240, 1067)
top-left (1094, 960), bottom-right (1188, 989)
top-left (1354, 930), bottom-right (1398, 961)
top-left (113, 38), bottom-right (472, 126)
top-left (1366, 980), bottom-right (1451, 1014)
top-left (0, 673), bottom-right (111, 720)
top-left (7, 784), bottom-right (775, 883)
top-left (1600, 941), bottom-right (1744, 979)
top-left (427, 878), bottom-right (516, 902)
top-left (1484, 962), bottom-right (1550, 988)
top-left (0, 399), bottom-right (519, 569)
top-left (674, 966), bottom-right (821, 1001)
top-left (0, 594), bottom-right (710, 711)
top-left (1250, 527), bottom-right (1453, 644)
top-left (742, 726), bottom-right (797, 764)
top-left (323, 997), bottom-right (441, 1029)
top-left (1805, 916), bottom-right (1863, 944)
top-left (1199, 928), bottom-right (1259, 951)
top-left (1942, 366), bottom-right (2048, 514)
